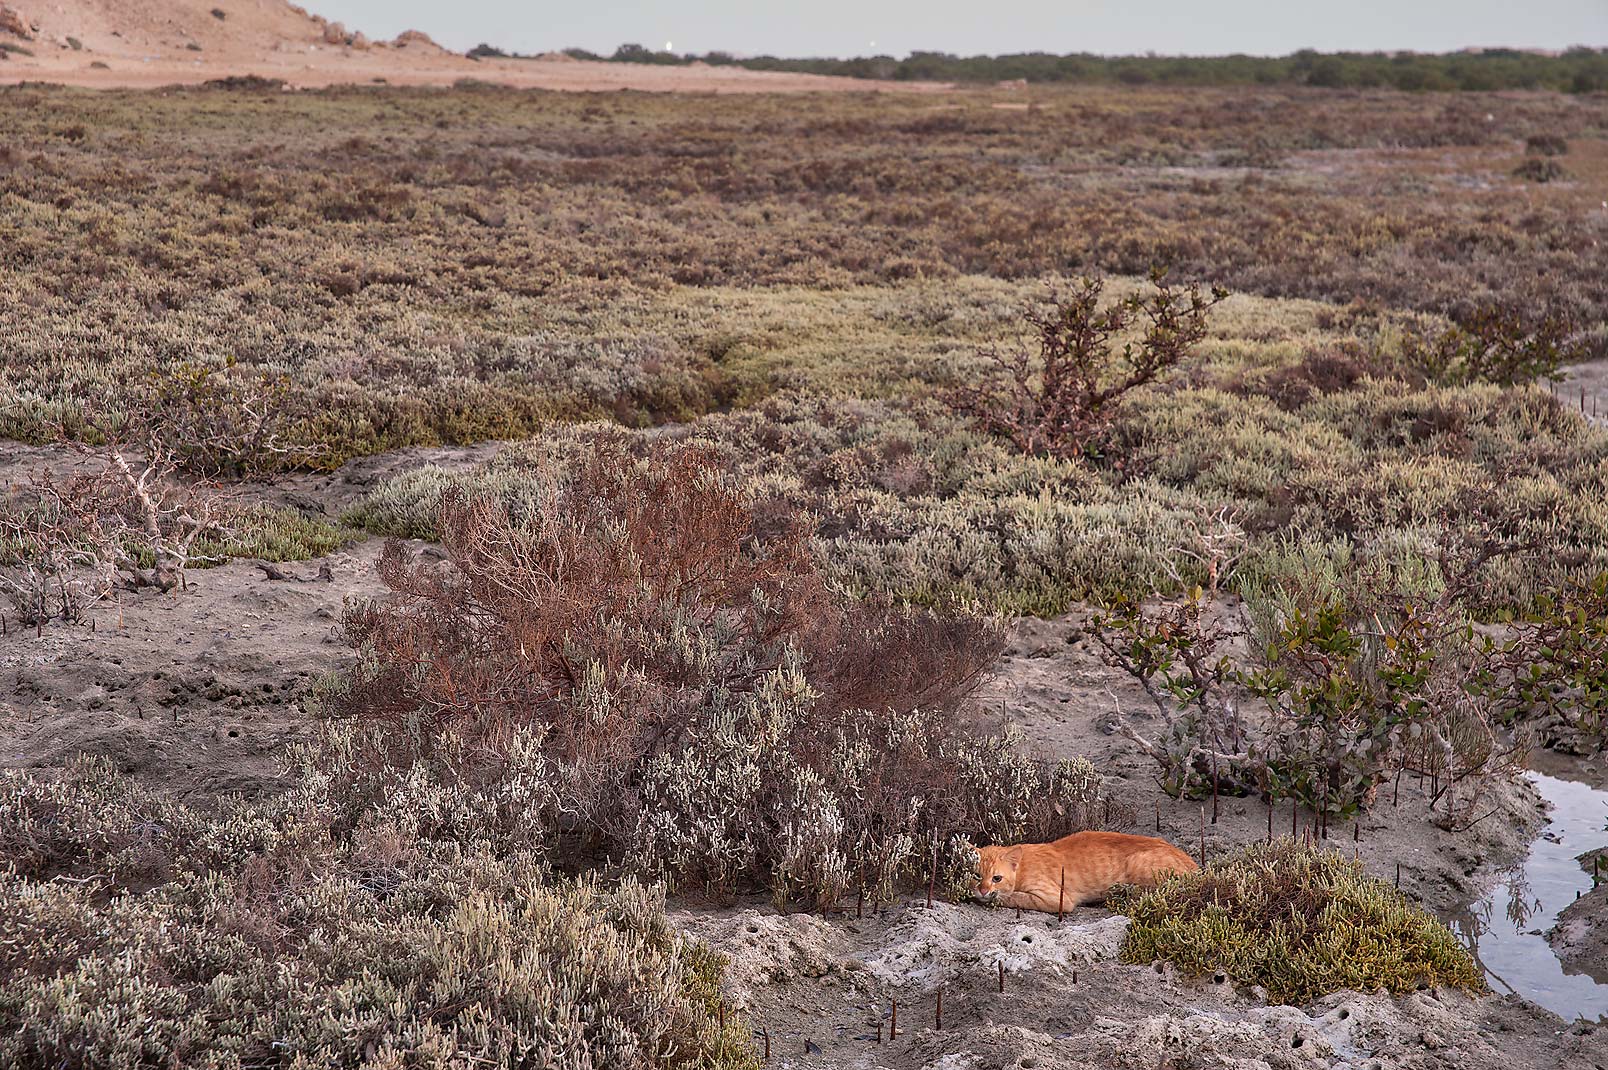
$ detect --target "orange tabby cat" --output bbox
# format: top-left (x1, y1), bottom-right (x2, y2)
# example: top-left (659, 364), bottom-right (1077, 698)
top-left (970, 831), bottom-right (1198, 912)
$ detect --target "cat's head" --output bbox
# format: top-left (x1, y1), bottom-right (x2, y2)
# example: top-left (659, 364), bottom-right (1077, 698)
top-left (971, 844), bottom-right (1023, 900)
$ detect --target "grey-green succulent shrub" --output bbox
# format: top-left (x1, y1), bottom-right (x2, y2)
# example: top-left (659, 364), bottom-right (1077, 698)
top-left (350, 374), bottom-right (1608, 620)
top-left (0, 757), bottom-right (758, 1070)
top-left (1113, 839), bottom-right (1485, 1005)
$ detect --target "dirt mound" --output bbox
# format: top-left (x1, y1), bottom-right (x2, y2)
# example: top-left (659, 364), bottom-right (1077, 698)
top-left (391, 29), bottom-right (444, 51)
top-left (0, 1), bottom-right (359, 58)
top-left (0, 0), bottom-right (942, 91)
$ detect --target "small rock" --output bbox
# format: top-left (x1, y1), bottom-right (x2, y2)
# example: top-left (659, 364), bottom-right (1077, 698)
top-left (0, 4), bottom-right (34, 40)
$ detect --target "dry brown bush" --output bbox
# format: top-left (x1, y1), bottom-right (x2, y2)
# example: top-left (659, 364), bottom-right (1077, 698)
top-left (322, 438), bottom-right (1122, 905)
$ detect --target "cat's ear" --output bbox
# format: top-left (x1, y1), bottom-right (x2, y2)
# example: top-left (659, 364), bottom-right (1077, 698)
top-left (1003, 845), bottom-right (1024, 868)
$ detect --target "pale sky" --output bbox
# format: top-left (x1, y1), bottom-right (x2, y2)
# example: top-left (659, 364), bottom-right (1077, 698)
top-left (304, 1), bottom-right (1607, 58)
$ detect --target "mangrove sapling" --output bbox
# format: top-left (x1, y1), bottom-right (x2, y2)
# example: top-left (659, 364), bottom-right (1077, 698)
top-left (1094, 592), bottom-right (1260, 800)
top-left (1097, 589), bottom-right (1525, 829)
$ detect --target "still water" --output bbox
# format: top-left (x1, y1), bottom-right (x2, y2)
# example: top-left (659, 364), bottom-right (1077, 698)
top-left (1443, 771), bottom-right (1608, 1023)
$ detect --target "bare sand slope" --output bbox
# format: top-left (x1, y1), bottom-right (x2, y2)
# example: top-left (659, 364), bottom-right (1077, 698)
top-left (0, 0), bottom-right (937, 92)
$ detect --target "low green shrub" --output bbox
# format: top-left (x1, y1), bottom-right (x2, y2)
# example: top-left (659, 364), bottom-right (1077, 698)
top-left (1114, 840), bottom-right (1485, 1005)
top-left (204, 504), bottom-right (352, 564)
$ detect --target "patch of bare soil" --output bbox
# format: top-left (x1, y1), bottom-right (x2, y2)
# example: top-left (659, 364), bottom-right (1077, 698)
top-left (0, 0), bottom-right (941, 92)
top-left (677, 899), bottom-right (1602, 1070)
top-left (0, 537), bottom-right (385, 800)
top-left (0, 438), bottom-right (500, 801)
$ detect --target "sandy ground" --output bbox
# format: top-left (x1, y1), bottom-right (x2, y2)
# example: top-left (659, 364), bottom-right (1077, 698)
top-left (1, 440), bottom-right (1605, 1065)
top-left (0, 439), bottom-right (499, 800)
top-left (1558, 359), bottom-right (1608, 428)
top-left (0, 0), bottom-right (940, 92)
top-left (1553, 884), bottom-right (1608, 981)
top-left (677, 900), bottom-right (1603, 1070)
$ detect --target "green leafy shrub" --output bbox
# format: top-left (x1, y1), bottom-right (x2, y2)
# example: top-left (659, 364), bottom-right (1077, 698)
top-left (0, 758), bottom-right (758, 1070)
top-left (1114, 840), bottom-right (1485, 1005)
top-left (1097, 588), bottom-right (1525, 824)
top-left (1479, 571), bottom-right (1608, 752)
top-left (1397, 305), bottom-right (1579, 387)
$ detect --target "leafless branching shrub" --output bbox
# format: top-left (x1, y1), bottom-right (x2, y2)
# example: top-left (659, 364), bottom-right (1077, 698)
top-left (0, 380), bottom-right (267, 629)
top-left (0, 448), bottom-right (240, 629)
top-left (0, 472), bottom-right (120, 628)
top-left (953, 270), bottom-right (1227, 462)
top-left (1160, 504), bottom-right (1249, 596)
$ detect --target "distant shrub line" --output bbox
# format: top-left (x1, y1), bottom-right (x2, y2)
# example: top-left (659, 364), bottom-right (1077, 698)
top-left (554, 44), bottom-right (1608, 93)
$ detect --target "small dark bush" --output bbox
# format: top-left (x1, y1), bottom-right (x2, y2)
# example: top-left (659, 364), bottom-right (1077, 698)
top-left (199, 75), bottom-right (286, 91)
top-left (1513, 157), bottom-right (1568, 183)
top-left (954, 271), bottom-right (1226, 463)
top-left (211, 6), bottom-right (227, 19)
top-left (1524, 133), bottom-right (1568, 156)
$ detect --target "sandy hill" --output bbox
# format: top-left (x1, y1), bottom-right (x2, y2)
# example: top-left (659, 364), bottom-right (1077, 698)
top-left (0, 0), bottom-right (448, 59)
top-left (0, 0), bottom-right (931, 92)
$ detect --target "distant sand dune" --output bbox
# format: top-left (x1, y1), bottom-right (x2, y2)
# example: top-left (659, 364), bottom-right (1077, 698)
top-left (0, 0), bottom-right (941, 92)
